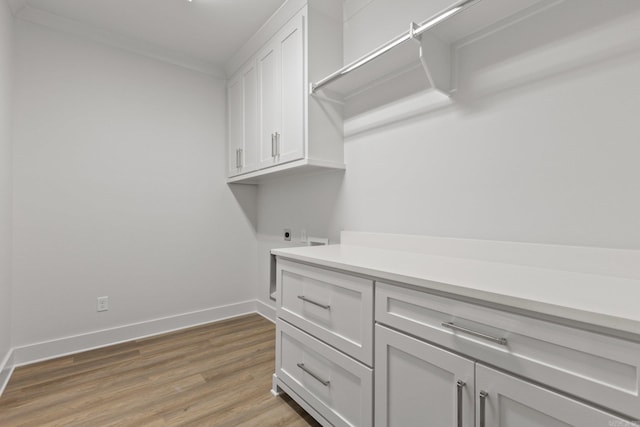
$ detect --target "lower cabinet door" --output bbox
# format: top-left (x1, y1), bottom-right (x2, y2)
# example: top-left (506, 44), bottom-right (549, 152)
top-left (375, 324), bottom-right (475, 427)
top-left (476, 364), bottom-right (634, 427)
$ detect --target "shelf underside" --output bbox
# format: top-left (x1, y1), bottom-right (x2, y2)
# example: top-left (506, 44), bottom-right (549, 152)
top-left (227, 158), bottom-right (345, 185)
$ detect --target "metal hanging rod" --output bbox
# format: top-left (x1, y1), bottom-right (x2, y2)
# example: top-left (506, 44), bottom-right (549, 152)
top-left (310, 0), bottom-right (481, 94)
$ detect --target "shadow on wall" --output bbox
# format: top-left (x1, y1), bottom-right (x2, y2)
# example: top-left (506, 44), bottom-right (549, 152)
top-left (228, 183), bottom-right (258, 232)
top-left (256, 170), bottom-right (346, 243)
top-left (454, 0), bottom-right (640, 109)
top-left (342, 0), bottom-right (640, 139)
top-left (254, 170), bottom-right (345, 304)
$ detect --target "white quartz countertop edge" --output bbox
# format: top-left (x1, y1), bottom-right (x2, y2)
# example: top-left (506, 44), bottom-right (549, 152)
top-left (271, 244), bottom-right (640, 338)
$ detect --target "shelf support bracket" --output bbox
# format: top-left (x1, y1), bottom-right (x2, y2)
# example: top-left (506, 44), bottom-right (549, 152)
top-left (409, 22), bottom-right (453, 95)
top-left (309, 84), bottom-right (345, 105)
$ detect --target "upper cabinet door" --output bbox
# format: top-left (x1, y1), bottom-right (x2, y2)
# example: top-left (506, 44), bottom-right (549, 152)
top-left (241, 62), bottom-right (258, 172)
top-left (228, 62), bottom-right (259, 177)
top-left (227, 76), bottom-right (243, 177)
top-left (257, 41), bottom-right (281, 169)
top-left (277, 12), bottom-right (305, 164)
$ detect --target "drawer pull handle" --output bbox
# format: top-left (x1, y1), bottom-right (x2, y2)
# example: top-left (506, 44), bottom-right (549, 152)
top-left (297, 363), bottom-right (330, 386)
top-left (479, 391), bottom-right (488, 427)
top-left (297, 295), bottom-right (331, 310)
top-left (456, 380), bottom-right (465, 427)
top-left (442, 322), bottom-right (507, 346)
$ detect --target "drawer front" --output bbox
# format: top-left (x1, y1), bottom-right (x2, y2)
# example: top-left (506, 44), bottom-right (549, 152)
top-left (277, 259), bottom-right (374, 365)
top-left (376, 282), bottom-right (640, 419)
top-left (276, 320), bottom-right (373, 427)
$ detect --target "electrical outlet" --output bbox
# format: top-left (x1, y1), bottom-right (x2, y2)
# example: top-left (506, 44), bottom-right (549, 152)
top-left (301, 229), bottom-right (307, 243)
top-left (284, 228), bottom-right (291, 241)
top-left (97, 296), bottom-right (109, 312)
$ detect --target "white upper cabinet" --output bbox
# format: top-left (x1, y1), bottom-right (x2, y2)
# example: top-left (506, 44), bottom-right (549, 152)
top-left (276, 14), bottom-right (305, 164)
top-left (227, 75), bottom-right (243, 176)
top-left (257, 41), bottom-right (281, 169)
top-left (257, 14), bottom-right (305, 170)
top-left (228, 61), bottom-right (258, 176)
top-left (227, 1), bottom-right (344, 184)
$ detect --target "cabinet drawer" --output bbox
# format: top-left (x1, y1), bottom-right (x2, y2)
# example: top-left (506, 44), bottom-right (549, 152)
top-left (277, 259), bottom-right (374, 365)
top-left (376, 282), bottom-right (640, 419)
top-left (276, 320), bottom-right (373, 427)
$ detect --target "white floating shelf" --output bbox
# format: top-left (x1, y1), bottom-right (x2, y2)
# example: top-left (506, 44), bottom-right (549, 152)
top-left (311, 0), bottom-right (552, 102)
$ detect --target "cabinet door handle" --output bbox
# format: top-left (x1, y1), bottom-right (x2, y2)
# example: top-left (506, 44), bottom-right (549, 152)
top-left (479, 391), bottom-right (488, 427)
top-left (297, 295), bottom-right (330, 310)
top-left (238, 148), bottom-right (243, 168)
top-left (297, 363), bottom-right (330, 386)
top-left (271, 133), bottom-right (275, 157)
top-left (457, 380), bottom-right (465, 427)
top-left (441, 322), bottom-right (507, 346)
top-left (275, 132), bottom-right (280, 156)
top-left (235, 149), bottom-right (239, 168)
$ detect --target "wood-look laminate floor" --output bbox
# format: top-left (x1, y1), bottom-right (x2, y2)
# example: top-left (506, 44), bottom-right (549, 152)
top-left (0, 314), bottom-right (321, 427)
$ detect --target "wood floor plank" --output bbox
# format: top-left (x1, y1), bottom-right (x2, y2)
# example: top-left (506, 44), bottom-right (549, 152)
top-left (0, 314), bottom-right (319, 427)
top-left (3, 324), bottom-right (275, 410)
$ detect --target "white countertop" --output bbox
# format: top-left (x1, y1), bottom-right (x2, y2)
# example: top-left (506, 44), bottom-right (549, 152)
top-left (271, 243), bottom-right (640, 337)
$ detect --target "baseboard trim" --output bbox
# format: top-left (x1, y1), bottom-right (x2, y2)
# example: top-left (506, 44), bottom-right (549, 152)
top-left (0, 348), bottom-right (15, 397)
top-left (1, 299), bottom-right (280, 399)
top-left (255, 299), bottom-right (276, 323)
top-left (12, 300), bottom-right (258, 368)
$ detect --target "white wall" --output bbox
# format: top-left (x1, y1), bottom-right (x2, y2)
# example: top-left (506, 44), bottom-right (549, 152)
top-left (343, 0), bottom-right (453, 62)
top-left (6, 0), bottom-right (640, 353)
top-left (0, 0), bottom-right (14, 365)
top-left (11, 21), bottom-right (258, 348)
top-left (255, 0), bottom-right (640, 305)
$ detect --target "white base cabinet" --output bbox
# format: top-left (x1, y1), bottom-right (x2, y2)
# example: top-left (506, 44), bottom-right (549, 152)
top-left (375, 324), bottom-right (474, 427)
top-left (375, 323), bottom-right (635, 427)
top-left (273, 257), bottom-right (640, 427)
top-left (274, 260), bottom-right (374, 427)
top-left (277, 320), bottom-right (373, 427)
top-left (476, 365), bottom-right (632, 427)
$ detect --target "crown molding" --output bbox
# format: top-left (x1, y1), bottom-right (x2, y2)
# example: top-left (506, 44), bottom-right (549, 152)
top-left (225, 0), bottom-right (342, 78)
top-left (225, 0), bottom-right (307, 77)
top-left (14, 2), bottom-right (226, 78)
top-left (343, 0), bottom-right (373, 22)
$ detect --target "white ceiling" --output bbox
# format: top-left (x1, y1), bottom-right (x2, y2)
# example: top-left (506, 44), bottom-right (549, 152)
top-left (9, 0), bottom-right (287, 76)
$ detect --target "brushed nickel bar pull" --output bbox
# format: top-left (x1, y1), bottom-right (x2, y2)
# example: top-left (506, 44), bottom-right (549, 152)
top-left (297, 295), bottom-right (330, 310)
top-left (271, 133), bottom-right (275, 157)
top-left (442, 322), bottom-right (507, 346)
top-left (238, 148), bottom-right (243, 168)
top-left (235, 149), bottom-right (240, 168)
top-left (297, 363), bottom-right (330, 386)
top-left (479, 391), bottom-right (488, 427)
top-left (275, 132), bottom-right (280, 156)
top-left (457, 380), bottom-right (465, 427)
